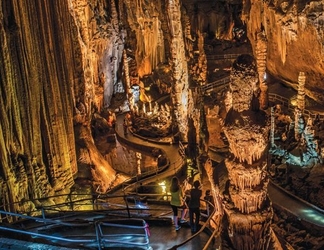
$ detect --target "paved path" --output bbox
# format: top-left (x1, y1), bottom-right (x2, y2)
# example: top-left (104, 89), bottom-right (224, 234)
top-left (268, 182), bottom-right (324, 227)
top-left (115, 113), bottom-right (184, 185)
top-left (115, 110), bottom-right (324, 229)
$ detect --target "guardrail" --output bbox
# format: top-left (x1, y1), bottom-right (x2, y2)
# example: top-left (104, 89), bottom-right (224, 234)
top-left (0, 196), bottom-right (152, 250)
top-left (0, 192), bottom-right (218, 250)
top-left (198, 80), bottom-right (324, 121)
top-left (269, 93), bottom-right (324, 121)
top-left (201, 76), bottom-right (230, 93)
top-left (205, 54), bottom-right (242, 60)
top-left (167, 198), bottom-right (218, 250)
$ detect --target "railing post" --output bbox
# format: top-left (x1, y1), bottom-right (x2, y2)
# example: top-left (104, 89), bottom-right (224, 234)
top-left (95, 221), bottom-right (102, 250)
top-left (124, 195), bottom-right (131, 218)
top-left (41, 207), bottom-right (46, 222)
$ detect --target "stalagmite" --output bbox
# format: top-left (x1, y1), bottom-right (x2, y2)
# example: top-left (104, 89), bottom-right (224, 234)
top-left (256, 32), bottom-right (268, 110)
top-left (123, 50), bottom-right (134, 113)
top-left (297, 72), bottom-right (306, 112)
top-left (222, 55), bottom-right (273, 250)
top-left (270, 107), bottom-right (275, 147)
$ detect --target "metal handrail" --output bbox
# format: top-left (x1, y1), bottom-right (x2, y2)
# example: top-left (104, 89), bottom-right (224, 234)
top-left (201, 76), bottom-right (230, 92)
top-left (168, 199), bottom-right (218, 250)
top-left (98, 219), bottom-right (151, 248)
top-left (0, 201), bottom-right (152, 250)
top-left (269, 93), bottom-right (324, 120)
top-left (0, 188), bottom-right (218, 249)
top-left (122, 156), bottom-right (184, 194)
top-left (0, 195), bottom-right (219, 250)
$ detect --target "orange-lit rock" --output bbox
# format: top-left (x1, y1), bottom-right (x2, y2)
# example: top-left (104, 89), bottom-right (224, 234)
top-left (222, 55), bottom-right (273, 249)
top-left (243, 0), bottom-right (324, 104)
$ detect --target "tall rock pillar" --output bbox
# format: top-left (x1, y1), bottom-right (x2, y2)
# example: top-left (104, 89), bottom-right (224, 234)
top-left (166, 0), bottom-right (190, 142)
top-left (222, 55), bottom-right (272, 249)
top-left (256, 32), bottom-right (268, 110)
top-left (297, 72), bottom-right (306, 112)
top-left (294, 72), bottom-right (306, 140)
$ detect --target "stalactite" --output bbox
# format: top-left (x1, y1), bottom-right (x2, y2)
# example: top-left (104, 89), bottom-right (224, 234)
top-left (224, 127), bottom-right (268, 165)
top-left (227, 161), bottom-right (267, 191)
top-left (124, 0), bottom-right (165, 77)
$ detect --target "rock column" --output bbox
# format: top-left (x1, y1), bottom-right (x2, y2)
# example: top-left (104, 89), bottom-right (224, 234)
top-left (256, 32), bottom-right (268, 110)
top-left (270, 106), bottom-right (275, 147)
top-left (297, 72), bottom-right (306, 112)
top-left (123, 49), bottom-right (134, 113)
top-left (294, 72), bottom-right (306, 140)
top-left (166, 0), bottom-right (190, 142)
top-left (222, 55), bottom-right (272, 250)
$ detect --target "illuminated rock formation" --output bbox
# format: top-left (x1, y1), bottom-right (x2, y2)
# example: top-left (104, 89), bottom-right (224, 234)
top-left (58, 0), bottom-right (121, 191)
top-left (0, 0), bottom-right (124, 213)
top-left (297, 72), bottom-right (306, 112)
top-left (195, 31), bottom-right (208, 86)
top-left (166, 0), bottom-right (190, 142)
top-left (0, 0), bottom-right (80, 213)
top-left (243, 0), bottom-right (324, 105)
top-left (222, 55), bottom-right (273, 249)
top-left (123, 0), bottom-right (165, 78)
top-left (256, 32), bottom-right (268, 110)
top-left (204, 158), bottom-right (223, 231)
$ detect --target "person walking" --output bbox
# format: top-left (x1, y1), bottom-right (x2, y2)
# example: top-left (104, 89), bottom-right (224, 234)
top-left (188, 180), bottom-right (202, 233)
top-left (169, 176), bottom-right (187, 231)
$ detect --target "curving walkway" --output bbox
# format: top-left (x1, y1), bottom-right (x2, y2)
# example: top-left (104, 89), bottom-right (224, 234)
top-left (268, 181), bottom-right (324, 227)
top-left (114, 113), bottom-right (219, 250)
top-left (114, 113), bottom-right (184, 187)
top-left (114, 91), bottom-right (324, 231)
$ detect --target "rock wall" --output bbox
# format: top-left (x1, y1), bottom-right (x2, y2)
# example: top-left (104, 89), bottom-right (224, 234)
top-left (243, 0), bottom-right (324, 104)
top-left (0, 0), bottom-right (123, 213)
top-left (0, 0), bottom-right (79, 212)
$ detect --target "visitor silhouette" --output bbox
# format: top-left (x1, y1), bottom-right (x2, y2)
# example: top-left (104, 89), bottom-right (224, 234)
top-left (188, 180), bottom-right (202, 233)
top-left (169, 176), bottom-right (187, 231)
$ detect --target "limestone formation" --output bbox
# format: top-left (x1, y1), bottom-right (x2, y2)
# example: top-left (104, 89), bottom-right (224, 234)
top-left (297, 72), bottom-right (306, 112)
top-left (256, 32), bottom-right (268, 110)
top-left (243, 0), bottom-right (324, 105)
top-left (0, 3), bottom-right (323, 249)
top-left (222, 55), bottom-right (273, 250)
top-left (0, 0), bottom-right (79, 213)
top-left (166, 0), bottom-right (190, 142)
top-left (0, 0), bottom-right (124, 213)
top-left (123, 0), bottom-right (165, 77)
